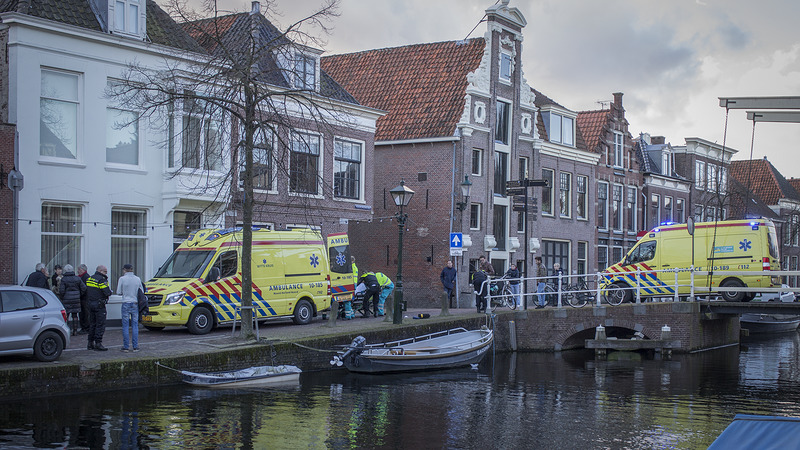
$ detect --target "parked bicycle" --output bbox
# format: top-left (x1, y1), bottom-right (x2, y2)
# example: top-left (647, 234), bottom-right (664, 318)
top-left (488, 277), bottom-right (518, 311)
top-left (541, 277), bottom-right (621, 307)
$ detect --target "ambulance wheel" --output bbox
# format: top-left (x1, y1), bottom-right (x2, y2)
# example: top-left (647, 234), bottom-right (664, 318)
top-left (720, 279), bottom-right (746, 302)
top-left (293, 299), bottom-right (314, 325)
top-left (187, 307), bottom-right (214, 334)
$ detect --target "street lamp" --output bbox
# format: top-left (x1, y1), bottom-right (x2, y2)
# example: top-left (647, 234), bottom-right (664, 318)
top-left (389, 180), bottom-right (415, 325)
top-left (455, 175), bottom-right (472, 211)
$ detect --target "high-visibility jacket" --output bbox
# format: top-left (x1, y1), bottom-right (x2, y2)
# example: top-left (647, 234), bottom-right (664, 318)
top-left (375, 272), bottom-right (393, 287)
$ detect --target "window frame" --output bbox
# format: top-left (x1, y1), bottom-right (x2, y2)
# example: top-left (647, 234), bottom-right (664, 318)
top-left (695, 160), bottom-right (706, 190)
top-left (41, 202), bottom-right (83, 275)
top-left (676, 198), bottom-right (685, 223)
top-left (112, 0), bottom-right (142, 36)
top-left (499, 51), bottom-right (513, 83)
top-left (651, 193), bottom-right (661, 228)
top-left (471, 148), bottom-right (483, 176)
top-left (106, 80), bottom-right (140, 167)
top-left (289, 130), bottom-right (323, 196)
top-left (541, 168), bottom-right (554, 216)
top-left (179, 91), bottom-right (224, 172)
top-left (626, 186), bottom-right (637, 232)
top-left (495, 100), bottom-right (511, 146)
top-left (576, 175), bottom-right (588, 220)
top-left (40, 68), bottom-right (81, 161)
top-left (613, 131), bottom-right (624, 168)
top-left (333, 137), bottom-right (364, 201)
top-left (597, 181), bottom-right (608, 230)
top-left (239, 127), bottom-right (275, 192)
top-left (612, 184), bottom-right (623, 231)
top-left (493, 150), bottom-right (509, 196)
top-left (469, 203), bottom-right (481, 231)
top-left (110, 207), bottom-right (148, 290)
top-left (559, 172), bottom-right (572, 218)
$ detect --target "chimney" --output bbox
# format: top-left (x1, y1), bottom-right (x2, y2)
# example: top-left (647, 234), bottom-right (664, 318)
top-left (613, 92), bottom-right (623, 108)
top-left (651, 136), bottom-right (665, 145)
top-left (250, 1), bottom-right (261, 15)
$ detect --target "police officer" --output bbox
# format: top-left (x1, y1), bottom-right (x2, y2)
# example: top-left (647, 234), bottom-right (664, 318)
top-left (86, 265), bottom-right (112, 351)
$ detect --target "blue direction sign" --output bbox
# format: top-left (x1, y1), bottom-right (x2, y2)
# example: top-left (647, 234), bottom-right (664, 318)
top-left (450, 233), bottom-right (463, 248)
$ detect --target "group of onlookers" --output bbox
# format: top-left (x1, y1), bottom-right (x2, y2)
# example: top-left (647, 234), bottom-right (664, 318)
top-left (25, 263), bottom-right (143, 353)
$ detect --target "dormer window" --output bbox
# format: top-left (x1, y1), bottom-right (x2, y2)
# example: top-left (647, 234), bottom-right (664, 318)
top-left (542, 110), bottom-right (575, 147)
top-left (295, 53), bottom-right (317, 90)
top-left (499, 52), bottom-right (512, 83)
top-left (661, 151), bottom-right (671, 176)
top-left (112, 0), bottom-right (142, 36)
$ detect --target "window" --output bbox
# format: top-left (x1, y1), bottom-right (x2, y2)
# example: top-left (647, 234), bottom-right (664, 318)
top-left (694, 204), bottom-right (703, 223)
top-left (708, 164), bottom-right (718, 191)
top-left (661, 151), bottom-right (671, 176)
top-left (783, 256), bottom-right (790, 285)
top-left (111, 209), bottom-right (147, 291)
top-left (543, 240), bottom-right (570, 276)
top-left (40, 69), bottom-right (79, 159)
top-left (650, 194), bottom-right (661, 228)
top-left (543, 111), bottom-right (575, 146)
top-left (626, 186), bottom-right (637, 232)
top-left (612, 185), bottom-right (623, 230)
top-left (470, 204), bottom-right (481, 230)
top-left (665, 196), bottom-right (673, 222)
top-left (612, 247), bottom-right (624, 265)
top-left (41, 203), bottom-right (82, 274)
top-left (289, 132), bottom-right (321, 195)
top-left (493, 204), bottom-right (507, 251)
top-left (559, 172), bottom-right (571, 217)
top-left (517, 211), bottom-right (524, 233)
top-left (613, 131), bottom-right (624, 167)
top-left (495, 101), bottom-right (510, 145)
top-left (106, 88), bottom-right (139, 165)
top-left (211, 250), bottom-right (238, 279)
top-left (542, 169), bottom-right (554, 215)
top-left (793, 256), bottom-right (799, 287)
top-left (793, 216), bottom-right (800, 247)
top-left (576, 176), bottom-right (587, 220)
top-left (114, 0), bottom-right (140, 34)
top-left (173, 211), bottom-right (201, 249)
top-left (577, 242), bottom-right (587, 279)
top-left (695, 161), bottom-right (706, 190)
top-left (494, 151), bottom-right (508, 195)
top-left (598, 245), bottom-right (608, 271)
top-left (519, 157), bottom-right (529, 181)
top-left (628, 241), bottom-right (657, 264)
top-left (1, 290), bottom-right (46, 312)
top-left (240, 129), bottom-right (274, 190)
top-left (334, 139), bottom-right (362, 199)
top-left (294, 53), bottom-right (317, 90)
top-left (597, 182), bottom-right (608, 229)
top-left (676, 199), bottom-right (685, 223)
top-left (181, 93), bottom-right (223, 171)
top-left (499, 52), bottom-right (512, 82)
top-left (707, 206), bottom-right (716, 222)
top-left (471, 149), bottom-right (483, 176)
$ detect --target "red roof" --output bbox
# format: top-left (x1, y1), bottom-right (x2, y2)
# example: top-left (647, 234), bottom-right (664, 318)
top-left (729, 158), bottom-right (800, 205)
top-left (577, 109), bottom-right (610, 153)
top-left (322, 39), bottom-right (486, 141)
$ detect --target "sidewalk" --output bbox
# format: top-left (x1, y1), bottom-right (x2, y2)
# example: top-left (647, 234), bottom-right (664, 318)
top-left (0, 306), bottom-right (479, 371)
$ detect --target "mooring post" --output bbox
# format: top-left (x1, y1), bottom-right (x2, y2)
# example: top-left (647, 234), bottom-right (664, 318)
top-left (595, 324), bottom-right (607, 359)
top-left (661, 324), bottom-right (672, 359)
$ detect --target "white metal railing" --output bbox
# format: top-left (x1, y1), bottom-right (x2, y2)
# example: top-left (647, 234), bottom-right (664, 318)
top-left (480, 269), bottom-right (800, 309)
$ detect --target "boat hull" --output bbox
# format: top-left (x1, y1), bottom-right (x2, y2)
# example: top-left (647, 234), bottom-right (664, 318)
top-left (740, 314), bottom-right (800, 334)
top-left (181, 365), bottom-right (302, 388)
top-left (341, 328), bottom-right (493, 374)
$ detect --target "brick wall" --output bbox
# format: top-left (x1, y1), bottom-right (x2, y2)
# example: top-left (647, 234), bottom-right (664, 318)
top-left (0, 123), bottom-right (15, 284)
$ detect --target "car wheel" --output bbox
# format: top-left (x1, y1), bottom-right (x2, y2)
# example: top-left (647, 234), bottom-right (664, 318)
top-left (293, 299), bottom-right (314, 325)
top-left (720, 279), bottom-right (746, 302)
top-left (34, 330), bottom-right (64, 362)
top-left (187, 307), bottom-right (214, 335)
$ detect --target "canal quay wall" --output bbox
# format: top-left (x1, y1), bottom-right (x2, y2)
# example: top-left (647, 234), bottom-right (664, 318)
top-left (0, 303), bottom-right (738, 400)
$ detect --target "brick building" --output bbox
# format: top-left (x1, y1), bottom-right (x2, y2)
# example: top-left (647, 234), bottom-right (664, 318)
top-left (635, 134), bottom-right (691, 231)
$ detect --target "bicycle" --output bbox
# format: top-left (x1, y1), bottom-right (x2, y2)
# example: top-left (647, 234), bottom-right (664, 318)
top-left (488, 278), bottom-right (518, 311)
top-left (563, 278), bottom-right (593, 308)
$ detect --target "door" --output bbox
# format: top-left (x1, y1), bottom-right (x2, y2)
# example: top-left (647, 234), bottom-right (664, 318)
top-left (0, 290), bottom-right (44, 352)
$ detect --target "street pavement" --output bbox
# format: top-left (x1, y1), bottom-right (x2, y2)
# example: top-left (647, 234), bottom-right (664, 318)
top-left (0, 306), bottom-right (480, 371)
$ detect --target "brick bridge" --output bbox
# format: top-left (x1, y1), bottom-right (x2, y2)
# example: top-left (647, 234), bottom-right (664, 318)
top-left (488, 302), bottom-right (742, 353)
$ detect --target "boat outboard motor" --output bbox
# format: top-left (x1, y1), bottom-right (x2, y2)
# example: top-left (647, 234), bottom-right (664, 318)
top-left (330, 336), bottom-right (367, 367)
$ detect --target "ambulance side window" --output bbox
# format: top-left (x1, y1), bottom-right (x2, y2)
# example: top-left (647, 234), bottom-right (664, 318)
top-left (213, 250), bottom-right (238, 279)
top-left (628, 241), bottom-right (656, 264)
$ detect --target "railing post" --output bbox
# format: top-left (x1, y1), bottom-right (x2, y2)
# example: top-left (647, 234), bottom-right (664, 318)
top-left (636, 269), bottom-right (641, 304)
top-left (596, 272), bottom-right (602, 306)
top-left (674, 269), bottom-right (679, 302)
top-left (690, 265), bottom-right (696, 301)
top-left (557, 272), bottom-right (563, 308)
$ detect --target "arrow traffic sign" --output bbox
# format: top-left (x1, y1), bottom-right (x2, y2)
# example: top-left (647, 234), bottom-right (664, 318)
top-left (450, 232), bottom-right (463, 248)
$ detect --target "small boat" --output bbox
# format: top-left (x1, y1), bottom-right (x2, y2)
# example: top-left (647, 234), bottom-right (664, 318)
top-left (740, 313), bottom-right (800, 334)
top-left (330, 327), bottom-right (493, 374)
top-left (710, 414), bottom-right (800, 449)
top-left (180, 365), bottom-right (302, 388)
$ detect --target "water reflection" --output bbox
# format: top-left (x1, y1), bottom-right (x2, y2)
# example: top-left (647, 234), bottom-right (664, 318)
top-left (2, 334), bottom-right (800, 448)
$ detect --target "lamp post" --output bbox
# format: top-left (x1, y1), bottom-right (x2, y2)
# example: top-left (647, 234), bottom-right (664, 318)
top-left (456, 175), bottom-right (472, 211)
top-left (390, 180), bottom-right (415, 325)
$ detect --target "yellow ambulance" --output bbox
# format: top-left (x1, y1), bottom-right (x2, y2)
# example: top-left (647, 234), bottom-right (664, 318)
top-left (142, 227), bottom-right (354, 334)
top-left (601, 219), bottom-right (781, 303)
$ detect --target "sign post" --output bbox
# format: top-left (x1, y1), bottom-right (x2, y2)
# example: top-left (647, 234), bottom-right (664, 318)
top-left (449, 232), bottom-right (463, 257)
top-left (505, 179), bottom-right (549, 309)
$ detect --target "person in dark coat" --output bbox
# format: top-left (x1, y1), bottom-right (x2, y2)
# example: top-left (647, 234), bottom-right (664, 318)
top-left (25, 263), bottom-right (49, 289)
top-left (440, 260), bottom-right (457, 307)
top-left (77, 264), bottom-right (91, 334)
top-left (472, 269), bottom-right (489, 313)
top-left (359, 272), bottom-right (381, 318)
top-left (59, 264), bottom-right (86, 336)
top-left (50, 264), bottom-right (63, 295)
top-left (86, 265), bottom-right (112, 351)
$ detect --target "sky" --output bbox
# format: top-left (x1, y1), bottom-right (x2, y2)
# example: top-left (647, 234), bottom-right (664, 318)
top-left (177, 0), bottom-right (800, 178)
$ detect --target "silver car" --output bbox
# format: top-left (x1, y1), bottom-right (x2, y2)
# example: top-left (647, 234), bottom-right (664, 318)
top-left (0, 285), bottom-right (71, 362)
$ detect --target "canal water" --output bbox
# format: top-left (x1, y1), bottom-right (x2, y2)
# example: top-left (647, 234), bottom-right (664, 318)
top-left (2, 333), bottom-right (800, 449)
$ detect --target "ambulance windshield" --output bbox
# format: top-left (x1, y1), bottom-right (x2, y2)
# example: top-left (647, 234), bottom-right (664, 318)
top-left (154, 250), bottom-right (215, 278)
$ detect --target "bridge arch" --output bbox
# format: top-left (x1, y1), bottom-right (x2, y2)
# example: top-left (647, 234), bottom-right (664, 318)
top-left (555, 319), bottom-right (654, 350)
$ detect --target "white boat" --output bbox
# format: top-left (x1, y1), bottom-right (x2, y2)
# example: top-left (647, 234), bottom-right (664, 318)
top-left (740, 314), bottom-right (800, 334)
top-left (180, 365), bottom-right (302, 387)
top-left (331, 327), bottom-right (493, 374)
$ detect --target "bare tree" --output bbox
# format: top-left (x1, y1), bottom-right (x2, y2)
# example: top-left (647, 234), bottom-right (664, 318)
top-left (110, 0), bottom-right (348, 339)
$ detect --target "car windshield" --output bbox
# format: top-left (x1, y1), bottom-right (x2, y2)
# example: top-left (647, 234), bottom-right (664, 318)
top-left (154, 250), bottom-right (214, 278)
